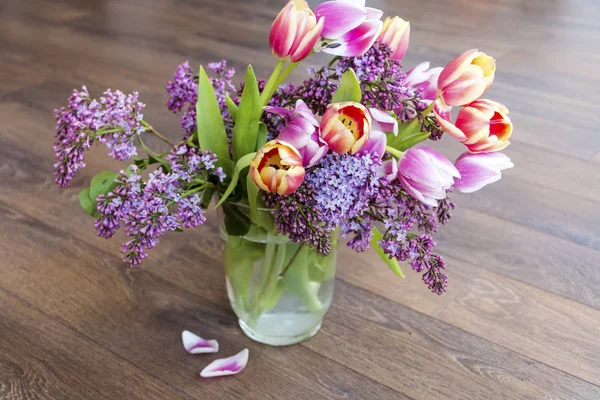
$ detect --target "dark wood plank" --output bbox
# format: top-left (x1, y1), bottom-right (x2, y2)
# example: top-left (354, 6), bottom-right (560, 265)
top-left (438, 270), bottom-right (600, 386)
top-left (0, 290), bottom-right (193, 400)
top-left (2, 0), bottom-right (600, 397)
top-left (0, 202), bottom-right (406, 400)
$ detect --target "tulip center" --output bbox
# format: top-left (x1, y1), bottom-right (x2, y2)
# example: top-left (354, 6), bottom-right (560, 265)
top-left (338, 113), bottom-right (363, 140)
top-left (489, 112), bottom-right (512, 141)
top-left (262, 151), bottom-right (290, 171)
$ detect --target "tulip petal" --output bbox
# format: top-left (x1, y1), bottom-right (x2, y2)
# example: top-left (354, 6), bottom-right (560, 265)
top-left (437, 49), bottom-right (479, 90)
top-left (181, 330), bottom-right (219, 354)
top-left (369, 108), bottom-right (398, 135)
top-left (290, 16), bottom-right (325, 62)
top-left (454, 152), bottom-right (513, 193)
top-left (322, 19), bottom-right (383, 57)
top-left (380, 158), bottom-right (398, 182)
top-left (365, 7), bottom-right (383, 20)
top-left (434, 108), bottom-right (466, 141)
top-left (200, 348), bottom-right (249, 378)
top-left (315, 1), bottom-right (366, 38)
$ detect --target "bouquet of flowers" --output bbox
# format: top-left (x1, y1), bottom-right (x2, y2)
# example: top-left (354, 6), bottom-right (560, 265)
top-left (53, 0), bottom-right (513, 344)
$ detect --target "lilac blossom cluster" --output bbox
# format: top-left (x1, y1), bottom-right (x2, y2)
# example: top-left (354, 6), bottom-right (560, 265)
top-left (94, 145), bottom-right (225, 266)
top-left (265, 153), bottom-right (381, 254)
top-left (53, 86), bottom-right (145, 187)
top-left (166, 60), bottom-right (235, 136)
top-left (267, 151), bottom-right (454, 294)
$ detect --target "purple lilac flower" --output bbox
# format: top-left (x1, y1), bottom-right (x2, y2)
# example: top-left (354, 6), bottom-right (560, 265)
top-left (53, 86), bottom-right (145, 188)
top-left (166, 60), bottom-right (235, 135)
top-left (94, 146), bottom-right (224, 267)
top-left (292, 67), bottom-right (336, 116)
top-left (266, 153), bottom-right (381, 255)
top-left (166, 143), bottom-right (226, 183)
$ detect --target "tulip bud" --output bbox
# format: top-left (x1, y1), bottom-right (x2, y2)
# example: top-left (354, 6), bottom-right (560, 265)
top-left (270, 0), bottom-right (325, 63)
top-left (405, 62), bottom-right (443, 102)
top-left (320, 102), bottom-right (371, 155)
top-left (270, 100), bottom-right (329, 168)
top-left (377, 17), bottom-right (410, 61)
top-left (397, 146), bottom-right (460, 207)
top-left (453, 152), bottom-right (513, 193)
top-left (250, 140), bottom-right (305, 195)
top-left (438, 49), bottom-right (496, 106)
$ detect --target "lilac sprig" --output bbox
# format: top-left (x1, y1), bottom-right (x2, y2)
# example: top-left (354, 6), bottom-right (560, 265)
top-left (53, 86), bottom-right (145, 187)
top-left (166, 60), bottom-right (235, 136)
top-left (94, 146), bottom-right (225, 267)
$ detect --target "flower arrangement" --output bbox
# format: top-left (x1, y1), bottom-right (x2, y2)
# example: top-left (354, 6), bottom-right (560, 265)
top-left (53, 0), bottom-right (514, 345)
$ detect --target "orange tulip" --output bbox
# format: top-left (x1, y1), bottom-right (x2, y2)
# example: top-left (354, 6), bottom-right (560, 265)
top-left (319, 102), bottom-right (371, 154)
top-left (250, 140), bottom-right (305, 195)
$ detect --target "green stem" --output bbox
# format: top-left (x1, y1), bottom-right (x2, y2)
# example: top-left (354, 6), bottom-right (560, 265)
top-left (141, 120), bottom-right (175, 146)
top-left (259, 60), bottom-right (285, 108)
top-left (279, 243), bottom-right (305, 278)
top-left (385, 146), bottom-right (404, 159)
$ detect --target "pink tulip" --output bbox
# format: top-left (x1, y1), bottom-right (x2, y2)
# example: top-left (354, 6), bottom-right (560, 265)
top-left (377, 17), bottom-right (410, 61)
top-left (438, 49), bottom-right (496, 106)
top-left (320, 102), bottom-right (371, 154)
top-left (380, 158), bottom-right (398, 183)
top-left (315, 0), bottom-right (383, 57)
top-left (269, 100), bottom-right (328, 168)
top-left (437, 99), bottom-right (512, 153)
top-left (397, 146), bottom-right (460, 207)
top-left (270, 0), bottom-right (325, 62)
top-left (454, 152), bottom-right (513, 193)
top-left (356, 108), bottom-right (397, 159)
top-left (406, 62), bottom-right (443, 102)
top-left (250, 140), bottom-right (305, 195)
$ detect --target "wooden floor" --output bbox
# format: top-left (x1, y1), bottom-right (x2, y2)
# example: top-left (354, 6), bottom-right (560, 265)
top-left (1, 0), bottom-right (599, 398)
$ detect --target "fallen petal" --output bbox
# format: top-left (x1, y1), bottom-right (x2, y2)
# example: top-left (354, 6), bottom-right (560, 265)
top-left (181, 330), bottom-right (219, 354)
top-left (200, 348), bottom-right (249, 378)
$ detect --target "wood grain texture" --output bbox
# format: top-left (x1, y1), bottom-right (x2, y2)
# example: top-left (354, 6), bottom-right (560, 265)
top-left (1, 0), bottom-right (600, 398)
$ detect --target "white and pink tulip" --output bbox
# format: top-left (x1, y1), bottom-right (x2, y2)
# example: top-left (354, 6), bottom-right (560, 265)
top-left (453, 152), bottom-right (513, 193)
top-left (405, 62), bottom-right (443, 102)
top-left (397, 146), bottom-right (460, 207)
top-left (315, 0), bottom-right (383, 57)
top-left (265, 100), bottom-right (328, 168)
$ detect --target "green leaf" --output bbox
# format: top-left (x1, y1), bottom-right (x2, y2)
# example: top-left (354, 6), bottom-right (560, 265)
top-left (389, 130), bottom-right (431, 151)
top-left (139, 138), bottom-right (170, 171)
top-left (221, 203), bottom-right (252, 236)
top-left (226, 93), bottom-right (238, 121)
top-left (196, 65), bottom-right (234, 176)
top-left (89, 170), bottom-right (119, 204)
top-left (78, 188), bottom-right (98, 217)
top-left (232, 65), bottom-right (261, 161)
top-left (332, 68), bottom-right (362, 103)
top-left (201, 187), bottom-right (215, 208)
top-left (371, 227), bottom-right (405, 278)
top-left (256, 122), bottom-right (268, 151)
top-left (215, 152), bottom-right (256, 207)
top-left (246, 173), bottom-right (261, 224)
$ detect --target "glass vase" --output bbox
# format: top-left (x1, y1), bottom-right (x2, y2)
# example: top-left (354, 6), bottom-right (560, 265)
top-left (218, 203), bottom-right (337, 346)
